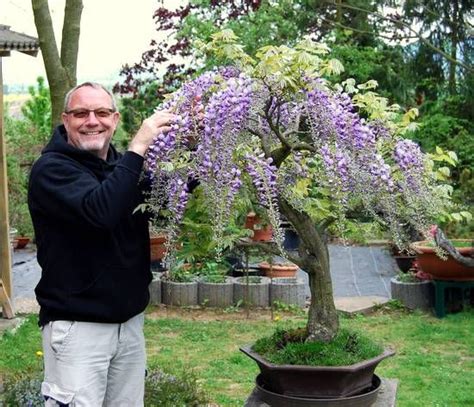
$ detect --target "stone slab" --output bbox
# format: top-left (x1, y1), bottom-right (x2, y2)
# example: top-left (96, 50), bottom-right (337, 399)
top-left (245, 377), bottom-right (398, 406)
top-left (335, 295), bottom-right (390, 315)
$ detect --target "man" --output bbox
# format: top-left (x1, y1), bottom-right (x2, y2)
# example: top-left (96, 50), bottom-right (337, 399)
top-left (28, 82), bottom-right (175, 406)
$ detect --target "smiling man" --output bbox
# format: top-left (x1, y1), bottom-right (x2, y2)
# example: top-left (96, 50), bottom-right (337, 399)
top-left (28, 82), bottom-right (175, 406)
top-left (62, 86), bottom-right (120, 159)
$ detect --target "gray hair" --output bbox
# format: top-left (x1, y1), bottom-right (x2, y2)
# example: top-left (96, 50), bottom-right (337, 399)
top-left (63, 82), bottom-right (118, 112)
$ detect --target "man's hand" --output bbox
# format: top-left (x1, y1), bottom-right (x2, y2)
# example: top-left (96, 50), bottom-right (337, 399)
top-left (128, 110), bottom-right (176, 157)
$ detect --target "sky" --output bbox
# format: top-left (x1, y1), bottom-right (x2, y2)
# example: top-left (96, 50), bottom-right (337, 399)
top-left (2, 0), bottom-right (184, 89)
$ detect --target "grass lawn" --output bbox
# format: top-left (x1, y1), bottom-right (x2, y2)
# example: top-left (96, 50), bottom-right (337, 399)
top-left (0, 304), bottom-right (473, 406)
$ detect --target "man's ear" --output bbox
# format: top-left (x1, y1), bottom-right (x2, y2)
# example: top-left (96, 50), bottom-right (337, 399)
top-left (62, 113), bottom-right (70, 130)
top-left (112, 111), bottom-right (121, 130)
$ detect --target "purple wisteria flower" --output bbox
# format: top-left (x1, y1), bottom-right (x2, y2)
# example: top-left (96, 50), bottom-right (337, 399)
top-left (143, 58), bottom-right (442, 255)
top-left (394, 139), bottom-right (426, 192)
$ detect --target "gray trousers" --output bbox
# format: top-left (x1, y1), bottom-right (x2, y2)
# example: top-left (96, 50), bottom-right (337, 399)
top-left (41, 313), bottom-right (146, 406)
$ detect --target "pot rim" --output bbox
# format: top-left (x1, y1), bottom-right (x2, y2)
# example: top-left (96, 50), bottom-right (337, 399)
top-left (411, 239), bottom-right (474, 254)
top-left (259, 261), bottom-right (298, 271)
top-left (390, 276), bottom-right (432, 285)
top-left (240, 345), bottom-right (395, 372)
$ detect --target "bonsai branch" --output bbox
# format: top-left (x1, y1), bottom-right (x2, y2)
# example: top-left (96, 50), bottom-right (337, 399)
top-left (434, 228), bottom-right (474, 268)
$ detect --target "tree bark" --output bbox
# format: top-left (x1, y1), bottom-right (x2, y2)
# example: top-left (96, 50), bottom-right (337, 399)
top-left (32, 0), bottom-right (83, 127)
top-left (448, 0), bottom-right (459, 95)
top-left (279, 197), bottom-right (339, 342)
top-left (61, 0), bottom-right (82, 84)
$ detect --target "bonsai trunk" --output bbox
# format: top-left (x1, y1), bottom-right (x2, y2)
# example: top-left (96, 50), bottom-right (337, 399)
top-left (279, 198), bottom-right (339, 342)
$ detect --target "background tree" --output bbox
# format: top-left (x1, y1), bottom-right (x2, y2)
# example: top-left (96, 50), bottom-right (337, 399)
top-left (31, 0), bottom-right (83, 127)
top-left (115, 0), bottom-right (404, 133)
top-left (400, 0), bottom-right (473, 97)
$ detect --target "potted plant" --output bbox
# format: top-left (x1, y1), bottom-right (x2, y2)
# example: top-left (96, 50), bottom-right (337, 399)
top-left (270, 277), bottom-right (306, 308)
top-left (14, 236), bottom-right (31, 249)
top-left (161, 263), bottom-right (199, 306)
top-left (244, 211), bottom-right (273, 242)
top-left (411, 238), bottom-right (474, 281)
top-left (390, 262), bottom-right (434, 311)
top-left (233, 275), bottom-right (271, 308)
top-left (10, 226), bottom-right (31, 250)
top-left (149, 224), bottom-right (168, 272)
top-left (198, 260), bottom-right (234, 307)
top-left (141, 32), bottom-right (455, 399)
top-left (389, 244), bottom-right (416, 273)
top-left (258, 259), bottom-right (298, 278)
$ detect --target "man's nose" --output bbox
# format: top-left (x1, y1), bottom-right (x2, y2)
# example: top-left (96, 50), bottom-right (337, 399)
top-left (84, 111), bottom-right (100, 125)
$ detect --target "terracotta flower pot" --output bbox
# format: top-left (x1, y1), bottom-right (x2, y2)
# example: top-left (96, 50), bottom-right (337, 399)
top-left (259, 261), bottom-right (298, 278)
top-left (14, 237), bottom-right (30, 249)
top-left (150, 234), bottom-right (167, 262)
top-left (411, 240), bottom-right (474, 281)
top-left (245, 212), bottom-right (273, 242)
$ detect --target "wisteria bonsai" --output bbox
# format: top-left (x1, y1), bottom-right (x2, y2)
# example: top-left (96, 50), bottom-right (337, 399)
top-left (143, 30), bottom-right (453, 342)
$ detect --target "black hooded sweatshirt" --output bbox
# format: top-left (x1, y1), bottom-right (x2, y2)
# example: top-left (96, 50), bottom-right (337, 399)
top-left (28, 125), bottom-right (151, 326)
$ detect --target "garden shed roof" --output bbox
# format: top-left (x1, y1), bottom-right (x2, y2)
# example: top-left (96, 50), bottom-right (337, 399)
top-left (0, 24), bottom-right (39, 57)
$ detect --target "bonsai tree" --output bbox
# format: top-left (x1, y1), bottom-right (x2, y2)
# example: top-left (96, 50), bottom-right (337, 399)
top-left (144, 30), bottom-right (453, 342)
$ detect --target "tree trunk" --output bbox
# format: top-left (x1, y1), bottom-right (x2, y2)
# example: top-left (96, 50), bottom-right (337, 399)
top-left (279, 197), bottom-right (339, 342)
top-left (448, 0), bottom-right (458, 95)
top-left (32, 0), bottom-right (83, 127)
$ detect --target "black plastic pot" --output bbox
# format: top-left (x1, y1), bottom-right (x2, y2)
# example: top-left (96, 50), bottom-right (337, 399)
top-left (231, 266), bottom-right (264, 278)
top-left (393, 255), bottom-right (416, 273)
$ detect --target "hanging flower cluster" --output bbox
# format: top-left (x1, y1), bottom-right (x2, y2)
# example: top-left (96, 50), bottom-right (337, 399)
top-left (143, 37), bottom-right (450, 256)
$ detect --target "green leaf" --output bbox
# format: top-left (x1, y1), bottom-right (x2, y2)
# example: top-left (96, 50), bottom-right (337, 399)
top-left (460, 211), bottom-right (473, 221)
top-left (438, 167), bottom-right (451, 177)
top-left (451, 213), bottom-right (462, 222)
top-left (357, 80), bottom-right (378, 90)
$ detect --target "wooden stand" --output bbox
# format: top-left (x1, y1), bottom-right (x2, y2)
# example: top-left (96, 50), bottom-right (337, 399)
top-left (0, 279), bottom-right (14, 319)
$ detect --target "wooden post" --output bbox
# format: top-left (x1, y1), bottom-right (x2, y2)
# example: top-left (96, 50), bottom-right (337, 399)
top-left (0, 279), bottom-right (14, 319)
top-left (0, 57), bottom-right (15, 317)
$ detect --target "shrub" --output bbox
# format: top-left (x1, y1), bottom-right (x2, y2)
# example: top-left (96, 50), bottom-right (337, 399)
top-left (5, 113), bottom-right (36, 237)
top-left (1, 369), bottom-right (209, 407)
top-left (2, 374), bottom-right (43, 406)
top-left (144, 369), bottom-right (209, 406)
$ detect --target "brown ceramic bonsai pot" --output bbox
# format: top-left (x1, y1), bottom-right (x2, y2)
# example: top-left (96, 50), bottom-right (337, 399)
top-left (240, 345), bottom-right (394, 398)
top-left (411, 240), bottom-right (474, 281)
top-left (259, 261), bottom-right (298, 278)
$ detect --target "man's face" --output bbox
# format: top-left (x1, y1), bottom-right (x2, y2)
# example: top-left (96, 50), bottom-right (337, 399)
top-left (62, 86), bottom-right (120, 160)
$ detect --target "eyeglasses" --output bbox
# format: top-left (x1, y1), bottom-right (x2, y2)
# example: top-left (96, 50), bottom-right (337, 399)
top-left (64, 108), bottom-right (116, 119)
